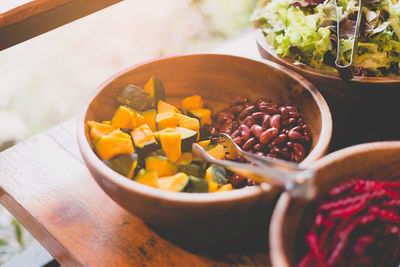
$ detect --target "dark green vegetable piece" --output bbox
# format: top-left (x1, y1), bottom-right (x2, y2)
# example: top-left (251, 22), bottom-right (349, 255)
top-left (205, 165), bottom-right (228, 185)
top-left (144, 75), bottom-right (166, 106)
top-left (116, 84), bottom-right (153, 111)
top-left (176, 127), bottom-right (198, 152)
top-left (103, 153), bottom-right (138, 179)
top-left (177, 164), bottom-right (204, 178)
top-left (185, 176), bottom-right (209, 193)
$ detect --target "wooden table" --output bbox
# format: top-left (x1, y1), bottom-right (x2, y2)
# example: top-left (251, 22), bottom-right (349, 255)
top-left (0, 0), bottom-right (122, 51)
top-left (0, 32), bottom-right (274, 266)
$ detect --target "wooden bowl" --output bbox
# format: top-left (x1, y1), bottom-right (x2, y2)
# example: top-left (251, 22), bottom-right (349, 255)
top-left (77, 54), bottom-right (332, 246)
top-left (269, 141), bottom-right (400, 266)
top-left (253, 5), bottom-right (400, 149)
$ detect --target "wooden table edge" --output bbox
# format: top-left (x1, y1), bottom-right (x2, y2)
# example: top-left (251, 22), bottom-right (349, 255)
top-left (0, 0), bottom-right (123, 51)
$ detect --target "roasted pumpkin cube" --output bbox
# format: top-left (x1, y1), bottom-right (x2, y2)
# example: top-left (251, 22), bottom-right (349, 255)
top-left (158, 173), bottom-right (189, 192)
top-left (175, 113), bottom-right (200, 136)
top-left (116, 84), bottom-right (153, 111)
top-left (131, 124), bottom-right (160, 154)
top-left (145, 156), bottom-right (177, 177)
top-left (205, 144), bottom-right (225, 160)
top-left (135, 169), bottom-right (159, 188)
top-left (182, 95), bottom-right (203, 110)
top-left (159, 131), bottom-right (181, 162)
top-left (142, 109), bottom-right (157, 132)
top-left (157, 100), bottom-right (181, 114)
top-left (156, 111), bottom-right (179, 130)
top-left (144, 76), bottom-right (166, 107)
top-left (188, 108), bottom-right (211, 127)
top-left (93, 135), bottom-right (134, 160)
top-left (87, 121), bottom-right (116, 142)
top-left (103, 153), bottom-right (138, 179)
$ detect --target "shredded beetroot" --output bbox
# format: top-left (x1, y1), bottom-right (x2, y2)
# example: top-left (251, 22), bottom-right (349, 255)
top-left (297, 178), bottom-right (400, 267)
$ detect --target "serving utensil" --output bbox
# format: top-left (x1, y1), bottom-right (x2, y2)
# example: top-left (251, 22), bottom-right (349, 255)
top-left (192, 136), bottom-right (316, 200)
top-left (334, 0), bottom-right (363, 80)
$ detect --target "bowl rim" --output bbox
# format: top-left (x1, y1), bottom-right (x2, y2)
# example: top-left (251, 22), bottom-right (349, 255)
top-left (77, 53), bottom-right (332, 204)
top-left (253, 17), bottom-right (400, 84)
top-left (269, 140), bottom-right (400, 267)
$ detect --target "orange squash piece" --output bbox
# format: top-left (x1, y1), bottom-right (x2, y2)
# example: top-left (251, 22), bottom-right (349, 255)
top-left (93, 135), bottom-right (134, 160)
top-left (87, 121), bottom-right (116, 142)
top-left (159, 131), bottom-right (181, 162)
top-left (182, 95), bottom-right (203, 110)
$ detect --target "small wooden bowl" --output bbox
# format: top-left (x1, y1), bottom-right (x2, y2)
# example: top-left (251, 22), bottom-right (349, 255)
top-left (269, 141), bottom-right (400, 266)
top-left (77, 54), bottom-right (332, 242)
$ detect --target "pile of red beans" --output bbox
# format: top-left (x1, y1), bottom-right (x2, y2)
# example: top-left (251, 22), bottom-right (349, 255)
top-left (206, 96), bottom-right (312, 188)
top-left (298, 178), bottom-right (400, 267)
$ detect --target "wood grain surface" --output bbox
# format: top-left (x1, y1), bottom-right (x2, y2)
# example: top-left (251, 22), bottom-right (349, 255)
top-left (0, 0), bottom-right (122, 51)
top-left (0, 119), bottom-right (271, 267)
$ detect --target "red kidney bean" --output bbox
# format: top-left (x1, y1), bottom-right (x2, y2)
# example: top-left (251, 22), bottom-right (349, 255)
top-left (259, 105), bottom-right (278, 114)
top-left (285, 106), bottom-right (297, 112)
top-left (205, 125), bottom-right (217, 136)
top-left (260, 128), bottom-right (279, 144)
top-left (287, 141), bottom-right (294, 148)
top-left (233, 136), bottom-right (243, 145)
top-left (303, 124), bottom-right (311, 136)
top-left (255, 97), bottom-right (269, 106)
top-left (243, 137), bottom-right (257, 151)
top-left (253, 143), bottom-right (263, 151)
top-left (261, 114), bottom-right (271, 130)
top-left (247, 179), bottom-right (256, 186)
top-left (251, 112), bottom-right (266, 122)
top-left (250, 124), bottom-right (263, 138)
top-left (281, 147), bottom-right (290, 157)
top-left (279, 106), bottom-right (289, 119)
top-left (271, 147), bottom-right (281, 153)
top-left (266, 153), bottom-right (279, 159)
top-left (239, 105), bottom-right (257, 120)
top-left (288, 118), bottom-right (297, 125)
top-left (289, 111), bottom-right (300, 118)
top-left (303, 133), bottom-right (311, 142)
top-left (230, 96), bottom-right (248, 106)
top-left (230, 105), bottom-right (244, 114)
top-left (293, 143), bottom-right (306, 162)
top-left (270, 114), bottom-right (281, 129)
top-left (231, 129), bottom-right (240, 139)
top-left (290, 125), bottom-right (302, 132)
top-left (220, 121), bottom-right (233, 134)
top-left (288, 129), bottom-right (304, 140)
top-left (255, 151), bottom-right (265, 157)
top-left (239, 124), bottom-right (251, 140)
top-left (268, 134), bottom-right (287, 148)
top-left (230, 174), bottom-right (247, 189)
top-left (242, 115), bottom-right (255, 128)
top-left (297, 118), bottom-right (304, 125)
top-left (217, 112), bottom-right (234, 124)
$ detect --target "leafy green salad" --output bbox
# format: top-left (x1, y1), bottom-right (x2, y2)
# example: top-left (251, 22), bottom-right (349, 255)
top-left (251, 0), bottom-right (400, 77)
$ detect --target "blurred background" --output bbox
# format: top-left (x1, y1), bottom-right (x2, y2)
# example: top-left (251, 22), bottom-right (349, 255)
top-left (0, 0), bottom-right (257, 265)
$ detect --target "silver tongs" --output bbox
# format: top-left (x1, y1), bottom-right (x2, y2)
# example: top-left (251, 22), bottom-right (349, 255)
top-left (334, 0), bottom-right (363, 80)
top-left (192, 134), bottom-right (317, 200)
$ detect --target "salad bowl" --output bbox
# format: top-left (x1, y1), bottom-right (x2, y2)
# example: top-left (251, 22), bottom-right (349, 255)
top-left (77, 54), bottom-right (332, 249)
top-left (253, 0), bottom-right (400, 149)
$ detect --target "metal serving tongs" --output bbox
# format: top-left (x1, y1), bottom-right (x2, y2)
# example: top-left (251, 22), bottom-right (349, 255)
top-left (192, 134), bottom-right (317, 200)
top-left (334, 0), bottom-right (363, 80)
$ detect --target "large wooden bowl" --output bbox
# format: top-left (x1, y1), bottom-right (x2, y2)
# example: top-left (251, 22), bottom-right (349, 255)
top-left (269, 141), bottom-right (400, 266)
top-left (253, 4), bottom-right (400, 149)
top-left (77, 54), bottom-right (332, 247)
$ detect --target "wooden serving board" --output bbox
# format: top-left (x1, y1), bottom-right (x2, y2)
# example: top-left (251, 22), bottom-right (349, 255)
top-left (0, 119), bottom-right (271, 267)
